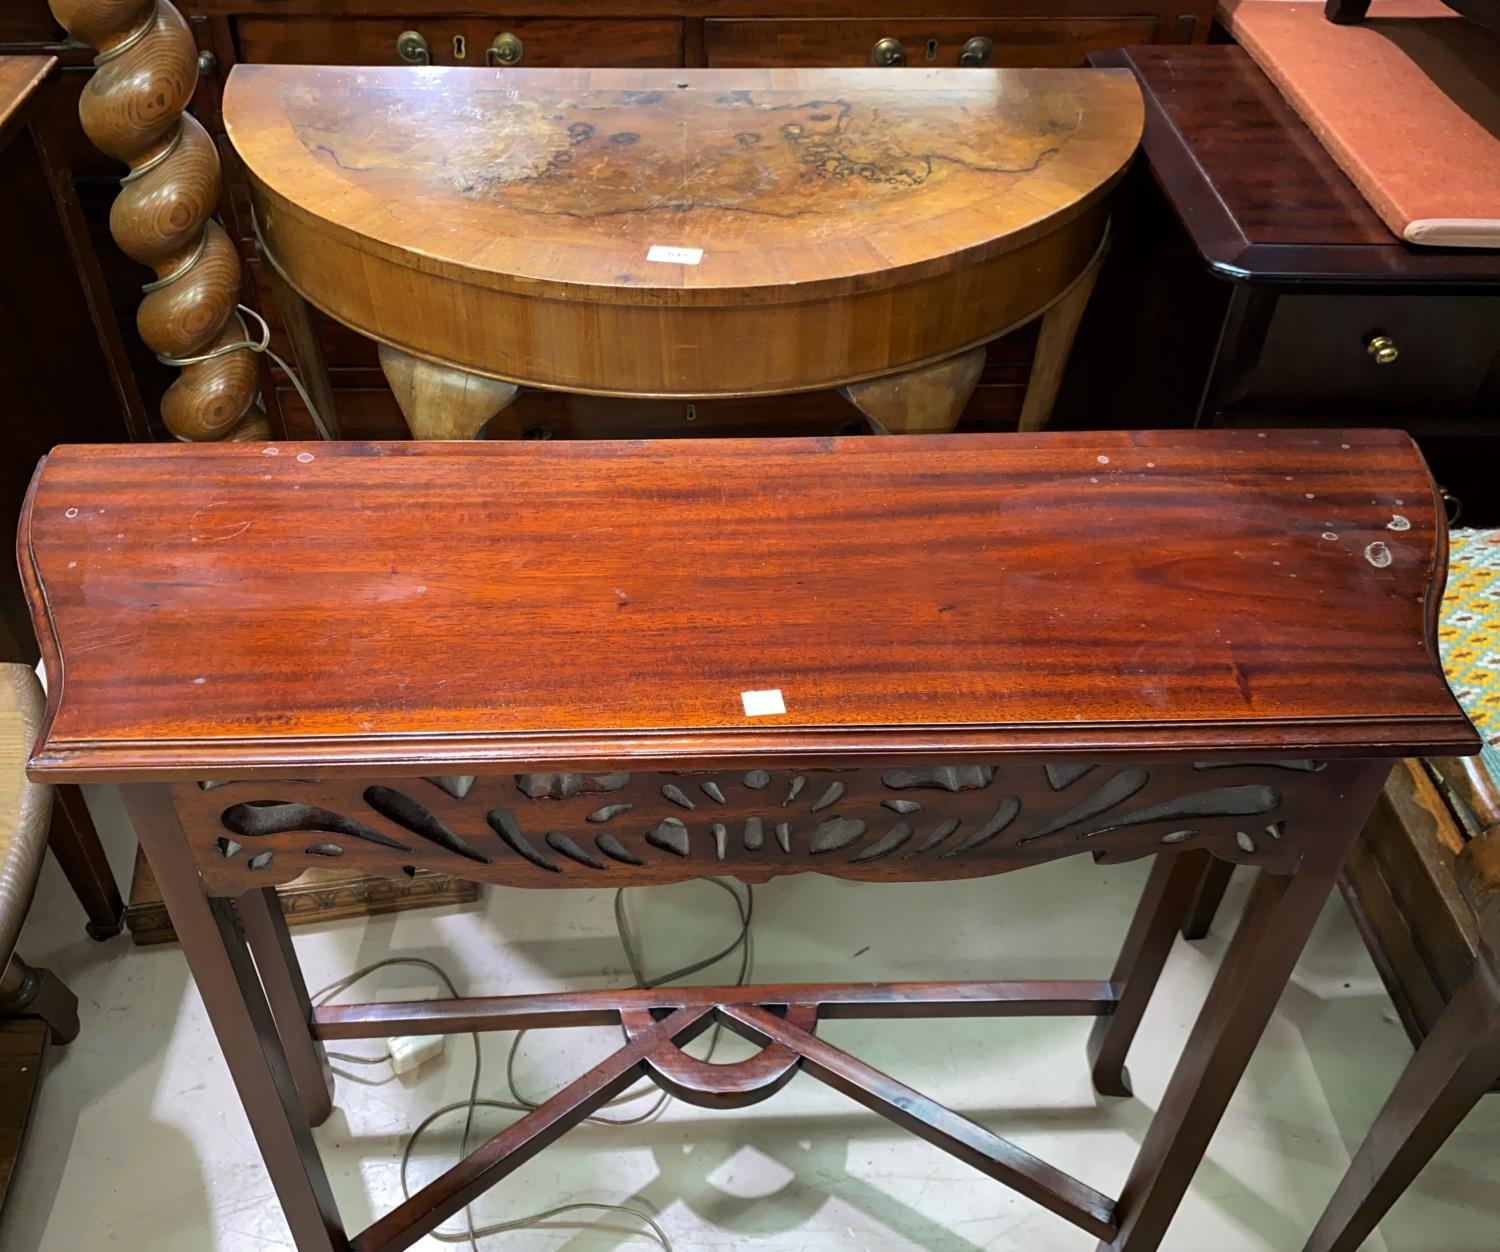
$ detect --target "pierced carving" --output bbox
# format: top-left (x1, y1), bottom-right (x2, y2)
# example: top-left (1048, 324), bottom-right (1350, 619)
top-left (810, 817), bottom-right (866, 854)
top-left (1045, 764), bottom-right (1094, 790)
top-left (363, 786), bottom-right (490, 864)
top-left (912, 817), bottom-right (962, 855)
top-left (944, 796), bottom-right (1020, 858)
top-left (221, 800), bottom-right (412, 852)
top-left (187, 760), bottom-right (1347, 894)
top-left (851, 822), bottom-right (913, 862)
top-left (810, 781), bottom-right (846, 812)
top-left (596, 834), bottom-right (642, 866)
top-left (546, 832), bottom-right (607, 869)
top-left (661, 784), bottom-right (696, 810)
top-left (487, 810), bottom-right (558, 872)
top-left (1076, 784), bottom-right (1280, 839)
top-left (517, 772), bottom-right (630, 799)
top-left (883, 766), bottom-right (994, 791)
top-left (426, 774), bottom-right (476, 799)
top-left (648, 817), bottom-right (690, 856)
top-left (1021, 770), bottom-right (1150, 843)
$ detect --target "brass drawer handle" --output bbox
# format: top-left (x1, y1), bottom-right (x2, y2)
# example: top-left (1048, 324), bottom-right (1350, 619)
top-left (1366, 334), bottom-right (1399, 366)
top-left (395, 29), bottom-right (430, 65)
top-left (959, 36), bottom-right (994, 66)
top-left (487, 32), bottom-right (524, 66)
top-left (870, 37), bottom-right (907, 66)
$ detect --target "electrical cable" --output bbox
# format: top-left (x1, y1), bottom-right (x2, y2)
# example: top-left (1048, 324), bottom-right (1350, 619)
top-left (312, 878), bottom-right (754, 1249)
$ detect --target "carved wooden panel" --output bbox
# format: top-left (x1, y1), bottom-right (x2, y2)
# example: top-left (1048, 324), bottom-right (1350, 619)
top-left (171, 759), bottom-right (1367, 894)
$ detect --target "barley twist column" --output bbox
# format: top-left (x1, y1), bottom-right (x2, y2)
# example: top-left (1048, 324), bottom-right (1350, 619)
top-left (49, 0), bottom-right (267, 441)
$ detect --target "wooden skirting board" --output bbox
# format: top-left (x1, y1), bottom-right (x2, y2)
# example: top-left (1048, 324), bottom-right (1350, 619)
top-left (126, 851), bottom-right (477, 945)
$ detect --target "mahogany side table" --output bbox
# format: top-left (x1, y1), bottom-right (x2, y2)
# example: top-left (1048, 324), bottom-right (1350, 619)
top-left (224, 65), bottom-right (1142, 439)
top-left (19, 429), bottom-right (1476, 1251)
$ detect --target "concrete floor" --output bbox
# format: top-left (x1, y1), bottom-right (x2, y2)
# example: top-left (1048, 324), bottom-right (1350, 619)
top-left (3, 784), bottom-right (1499, 1251)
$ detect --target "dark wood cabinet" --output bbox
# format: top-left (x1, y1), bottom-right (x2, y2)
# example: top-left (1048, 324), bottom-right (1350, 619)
top-left (236, 16), bottom-right (686, 67)
top-left (1064, 45), bottom-right (1500, 524)
top-left (703, 16), bottom-right (1162, 67)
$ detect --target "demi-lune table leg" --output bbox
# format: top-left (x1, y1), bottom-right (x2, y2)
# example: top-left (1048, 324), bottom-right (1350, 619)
top-left (380, 346), bottom-right (520, 441)
top-left (1016, 234), bottom-right (1107, 434)
top-left (123, 786), bottom-right (347, 1251)
top-left (841, 345), bottom-right (987, 435)
top-left (264, 260), bottom-right (341, 439)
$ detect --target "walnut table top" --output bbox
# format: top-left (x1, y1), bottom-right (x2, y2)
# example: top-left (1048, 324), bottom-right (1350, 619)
top-left (225, 66), bottom-right (1142, 397)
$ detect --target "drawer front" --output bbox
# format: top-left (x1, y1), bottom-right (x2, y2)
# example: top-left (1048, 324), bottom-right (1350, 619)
top-left (236, 17), bottom-right (684, 68)
top-left (1243, 293), bottom-right (1500, 415)
top-left (705, 18), bottom-right (1158, 69)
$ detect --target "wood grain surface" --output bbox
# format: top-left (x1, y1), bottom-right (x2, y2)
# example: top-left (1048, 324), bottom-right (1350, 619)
top-left (0, 56), bottom-right (51, 144)
top-left (1093, 45), bottom-right (1500, 282)
top-left (20, 429), bottom-right (1473, 780)
top-left (225, 65), bottom-right (1141, 395)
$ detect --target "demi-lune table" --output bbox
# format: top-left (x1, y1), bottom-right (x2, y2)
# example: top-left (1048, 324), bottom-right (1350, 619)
top-left (20, 429), bottom-right (1476, 1251)
top-left (225, 66), bottom-right (1142, 439)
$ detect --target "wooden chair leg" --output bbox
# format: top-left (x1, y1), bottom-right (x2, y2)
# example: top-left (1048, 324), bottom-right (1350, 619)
top-left (1303, 955), bottom-right (1500, 1251)
top-left (237, 887), bottom-right (336, 1127)
top-left (1105, 856), bottom-right (1350, 1251)
top-left (47, 784), bottom-right (125, 941)
top-left (1181, 857), bottom-right (1235, 942)
top-left (380, 344), bottom-right (520, 441)
top-left (0, 954), bottom-right (79, 1045)
top-left (1015, 230), bottom-right (1108, 433)
top-left (122, 786), bottom-right (347, 1252)
top-left (841, 344), bottom-right (987, 434)
top-left (1088, 851), bottom-right (1210, 1096)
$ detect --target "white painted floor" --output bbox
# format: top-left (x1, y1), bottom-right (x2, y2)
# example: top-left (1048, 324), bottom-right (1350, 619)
top-left (4, 784), bottom-right (1499, 1252)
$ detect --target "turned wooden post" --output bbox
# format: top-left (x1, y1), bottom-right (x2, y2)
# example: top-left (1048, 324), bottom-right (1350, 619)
top-left (49, 0), bottom-right (266, 441)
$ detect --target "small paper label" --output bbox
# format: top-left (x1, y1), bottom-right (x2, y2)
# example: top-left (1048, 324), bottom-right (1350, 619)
top-left (647, 244), bottom-right (703, 265)
top-left (741, 689), bottom-right (786, 717)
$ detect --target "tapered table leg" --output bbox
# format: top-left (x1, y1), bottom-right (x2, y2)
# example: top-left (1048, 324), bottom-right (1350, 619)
top-left (1016, 226), bottom-right (1108, 433)
top-left (1088, 850), bottom-right (1210, 1096)
top-left (238, 887), bottom-right (336, 1126)
top-left (123, 786), bottom-right (347, 1252)
top-left (48, 784), bottom-right (125, 940)
top-left (1181, 857), bottom-right (1234, 942)
top-left (1105, 854), bottom-right (1352, 1251)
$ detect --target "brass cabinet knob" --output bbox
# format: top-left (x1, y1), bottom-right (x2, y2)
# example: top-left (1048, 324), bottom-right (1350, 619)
top-left (487, 32), bottom-right (524, 66)
top-left (959, 36), bottom-right (994, 66)
top-left (1366, 334), bottom-right (1399, 366)
top-left (870, 37), bottom-right (907, 66)
top-left (395, 30), bottom-right (430, 65)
